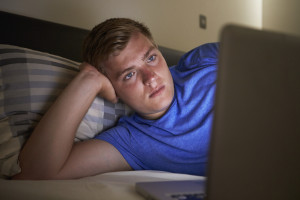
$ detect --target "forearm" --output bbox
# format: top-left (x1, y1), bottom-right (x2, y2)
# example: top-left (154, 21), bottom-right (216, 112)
top-left (17, 68), bottom-right (102, 179)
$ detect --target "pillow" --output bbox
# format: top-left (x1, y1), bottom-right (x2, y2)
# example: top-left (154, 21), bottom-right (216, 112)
top-left (0, 44), bottom-right (131, 178)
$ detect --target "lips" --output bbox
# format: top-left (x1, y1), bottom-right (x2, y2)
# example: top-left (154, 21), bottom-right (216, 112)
top-left (149, 85), bottom-right (165, 98)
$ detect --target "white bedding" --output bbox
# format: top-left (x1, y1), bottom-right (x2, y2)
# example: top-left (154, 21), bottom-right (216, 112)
top-left (0, 170), bottom-right (205, 200)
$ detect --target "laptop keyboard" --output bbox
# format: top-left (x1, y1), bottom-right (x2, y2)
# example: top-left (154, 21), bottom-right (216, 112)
top-left (170, 193), bottom-right (205, 200)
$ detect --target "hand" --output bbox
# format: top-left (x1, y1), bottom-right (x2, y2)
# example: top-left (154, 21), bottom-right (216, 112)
top-left (79, 63), bottom-right (118, 103)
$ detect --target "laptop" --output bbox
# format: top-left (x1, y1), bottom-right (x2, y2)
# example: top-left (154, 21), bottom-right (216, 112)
top-left (135, 24), bottom-right (300, 200)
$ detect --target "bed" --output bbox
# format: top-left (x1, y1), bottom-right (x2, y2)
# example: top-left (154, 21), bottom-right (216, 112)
top-left (0, 11), bottom-right (205, 199)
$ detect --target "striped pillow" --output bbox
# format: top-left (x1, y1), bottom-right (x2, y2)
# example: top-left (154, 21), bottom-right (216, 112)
top-left (0, 44), bottom-right (131, 178)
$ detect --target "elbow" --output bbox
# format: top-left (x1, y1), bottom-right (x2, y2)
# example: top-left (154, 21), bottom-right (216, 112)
top-left (11, 172), bottom-right (31, 180)
top-left (15, 155), bottom-right (60, 180)
top-left (12, 171), bottom-right (60, 180)
top-left (13, 162), bottom-right (60, 180)
top-left (12, 169), bottom-right (48, 180)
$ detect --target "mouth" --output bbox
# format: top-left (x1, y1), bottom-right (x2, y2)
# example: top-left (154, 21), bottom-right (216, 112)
top-left (149, 85), bottom-right (165, 98)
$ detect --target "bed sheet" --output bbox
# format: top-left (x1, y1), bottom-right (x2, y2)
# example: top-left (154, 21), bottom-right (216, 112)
top-left (0, 170), bottom-right (205, 200)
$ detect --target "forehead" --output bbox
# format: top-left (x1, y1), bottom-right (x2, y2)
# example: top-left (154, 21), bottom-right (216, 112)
top-left (102, 32), bottom-right (156, 76)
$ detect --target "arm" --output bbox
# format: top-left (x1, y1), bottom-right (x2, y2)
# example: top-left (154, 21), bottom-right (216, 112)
top-left (14, 63), bottom-right (131, 180)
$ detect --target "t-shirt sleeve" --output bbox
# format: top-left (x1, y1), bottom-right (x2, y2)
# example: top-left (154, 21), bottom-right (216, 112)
top-left (94, 125), bottom-right (146, 170)
top-left (175, 42), bottom-right (219, 72)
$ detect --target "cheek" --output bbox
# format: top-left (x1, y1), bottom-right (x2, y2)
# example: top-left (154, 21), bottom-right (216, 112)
top-left (114, 82), bottom-right (143, 103)
top-left (157, 58), bottom-right (170, 77)
top-left (159, 65), bottom-right (173, 84)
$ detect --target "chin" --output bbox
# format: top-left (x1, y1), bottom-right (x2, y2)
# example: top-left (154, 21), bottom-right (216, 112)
top-left (149, 99), bottom-right (173, 118)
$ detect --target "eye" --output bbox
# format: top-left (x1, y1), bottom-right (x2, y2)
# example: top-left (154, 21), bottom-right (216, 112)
top-left (147, 55), bottom-right (156, 63)
top-left (124, 72), bottom-right (135, 80)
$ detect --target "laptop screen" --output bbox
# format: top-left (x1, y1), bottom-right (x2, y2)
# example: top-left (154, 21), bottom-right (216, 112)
top-left (206, 25), bottom-right (300, 200)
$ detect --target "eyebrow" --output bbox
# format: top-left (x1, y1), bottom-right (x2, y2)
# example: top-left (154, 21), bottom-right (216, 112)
top-left (142, 46), bottom-right (156, 61)
top-left (116, 46), bottom-right (156, 79)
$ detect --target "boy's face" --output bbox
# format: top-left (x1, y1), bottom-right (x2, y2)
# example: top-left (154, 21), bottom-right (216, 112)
top-left (102, 32), bottom-right (174, 119)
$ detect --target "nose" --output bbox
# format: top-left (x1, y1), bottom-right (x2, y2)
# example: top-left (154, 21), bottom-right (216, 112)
top-left (142, 68), bottom-right (158, 87)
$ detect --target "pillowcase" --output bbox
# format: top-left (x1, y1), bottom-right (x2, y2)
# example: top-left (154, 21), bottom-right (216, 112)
top-left (0, 44), bottom-right (131, 178)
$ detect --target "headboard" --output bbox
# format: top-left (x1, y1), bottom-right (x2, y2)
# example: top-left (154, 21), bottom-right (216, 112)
top-left (0, 11), bottom-right (184, 66)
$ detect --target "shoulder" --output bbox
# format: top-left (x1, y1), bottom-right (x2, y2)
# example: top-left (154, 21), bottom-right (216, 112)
top-left (173, 42), bottom-right (219, 72)
top-left (184, 42), bottom-right (219, 61)
top-left (94, 114), bottom-right (140, 140)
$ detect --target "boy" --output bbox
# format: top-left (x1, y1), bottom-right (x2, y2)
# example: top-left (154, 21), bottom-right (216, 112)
top-left (14, 18), bottom-right (218, 180)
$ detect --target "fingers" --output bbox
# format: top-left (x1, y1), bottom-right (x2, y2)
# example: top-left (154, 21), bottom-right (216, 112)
top-left (79, 62), bottom-right (98, 72)
top-left (100, 80), bottom-right (119, 103)
top-left (80, 63), bottom-right (118, 104)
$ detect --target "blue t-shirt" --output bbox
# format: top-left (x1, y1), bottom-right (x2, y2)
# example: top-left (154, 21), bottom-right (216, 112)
top-left (95, 43), bottom-right (219, 176)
